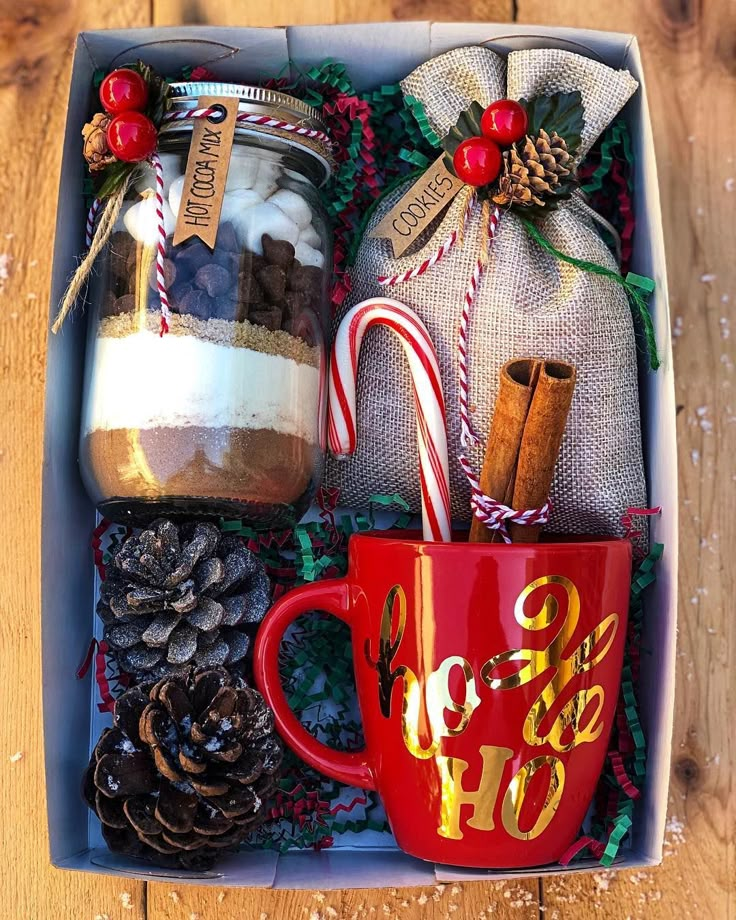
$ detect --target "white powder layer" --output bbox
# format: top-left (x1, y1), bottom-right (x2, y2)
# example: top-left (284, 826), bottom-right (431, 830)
top-left (84, 330), bottom-right (320, 442)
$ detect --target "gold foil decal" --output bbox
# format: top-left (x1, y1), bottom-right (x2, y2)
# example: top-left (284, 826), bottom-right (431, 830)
top-left (501, 755), bottom-right (565, 841)
top-left (437, 746), bottom-right (512, 839)
top-left (367, 586), bottom-right (480, 759)
top-left (365, 585), bottom-right (407, 718)
top-left (402, 656), bottom-right (481, 760)
top-left (481, 577), bottom-right (619, 751)
top-left (428, 657), bottom-right (481, 738)
top-left (367, 576), bottom-right (617, 841)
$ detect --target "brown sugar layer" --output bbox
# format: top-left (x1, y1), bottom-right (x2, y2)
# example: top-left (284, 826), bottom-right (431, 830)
top-left (98, 312), bottom-right (321, 368)
top-left (82, 426), bottom-right (321, 509)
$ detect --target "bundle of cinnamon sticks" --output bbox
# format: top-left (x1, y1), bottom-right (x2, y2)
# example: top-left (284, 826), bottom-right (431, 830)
top-left (469, 358), bottom-right (577, 544)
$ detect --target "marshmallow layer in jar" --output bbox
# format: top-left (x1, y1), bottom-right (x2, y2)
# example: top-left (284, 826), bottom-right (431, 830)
top-left (79, 85), bottom-right (332, 527)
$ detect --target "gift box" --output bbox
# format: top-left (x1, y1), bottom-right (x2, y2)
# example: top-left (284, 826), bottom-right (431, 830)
top-left (42, 21), bottom-right (677, 889)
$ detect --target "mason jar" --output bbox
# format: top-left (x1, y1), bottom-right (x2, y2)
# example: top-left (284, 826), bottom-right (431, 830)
top-left (79, 84), bottom-right (332, 527)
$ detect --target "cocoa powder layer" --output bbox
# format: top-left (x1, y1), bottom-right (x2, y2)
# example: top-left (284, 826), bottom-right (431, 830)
top-left (82, 426), bottom-right (320, 507)
top-left (98, 312), bottom-right (321, 367)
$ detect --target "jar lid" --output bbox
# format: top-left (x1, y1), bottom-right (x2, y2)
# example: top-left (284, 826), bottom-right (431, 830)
top-left (163, 82), bottom-right (332, 185)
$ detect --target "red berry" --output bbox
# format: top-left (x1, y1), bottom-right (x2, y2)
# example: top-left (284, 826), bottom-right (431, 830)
top-left (107, 112), bottom-right (158, 162)
top-left (100, 68), bottom-right (149, 114)
top-left (480, 100), bottom-right (529, 146)
top-left (452, 137), bottom-right (502, 187)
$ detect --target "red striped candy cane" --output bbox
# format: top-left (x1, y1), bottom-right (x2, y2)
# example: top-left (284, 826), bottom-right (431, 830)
top-left (377, 192), bottom-right (476, 286)
top-left (150, 151), bottom-right (172, 336)
top-left (328, 297), bottom-right (451, 542)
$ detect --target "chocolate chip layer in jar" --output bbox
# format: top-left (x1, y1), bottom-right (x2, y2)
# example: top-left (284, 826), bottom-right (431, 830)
top-left (79, 84), bottom-right (332, 526)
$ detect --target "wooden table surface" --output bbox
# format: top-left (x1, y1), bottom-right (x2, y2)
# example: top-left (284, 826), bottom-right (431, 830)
top-left (0, 0), bottom-right (733, 917)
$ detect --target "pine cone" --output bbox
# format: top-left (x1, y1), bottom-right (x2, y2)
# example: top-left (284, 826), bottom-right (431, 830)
top-left (83, 667), bottom-right (283, 868)
top-left (82, 112), bottom-right (116, 173)
top-left (99, 519), bottom-right (271, 681)
top-left (493, 129), bottom-right (575, 210)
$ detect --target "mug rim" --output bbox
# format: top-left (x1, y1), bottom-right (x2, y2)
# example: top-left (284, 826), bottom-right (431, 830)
top-left (351, 529), bottom-right (633, 552)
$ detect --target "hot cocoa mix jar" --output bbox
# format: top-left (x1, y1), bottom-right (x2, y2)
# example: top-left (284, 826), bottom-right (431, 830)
top-left (79, 84), bottom-right (332, 526)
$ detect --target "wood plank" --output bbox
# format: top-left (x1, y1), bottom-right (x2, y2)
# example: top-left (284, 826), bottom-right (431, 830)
top-left (336, 0), bottom-right (513, 22)
top-left (513, 1), bottom-right (736, 917)
top-left (153, 0), bottom-right (337, 27)
top-left (147, 878), bottom-right (542, 919)
top-left (0, 1), bottom-right (149, 918)
top-left (153, 0), bottom-right (513, 27)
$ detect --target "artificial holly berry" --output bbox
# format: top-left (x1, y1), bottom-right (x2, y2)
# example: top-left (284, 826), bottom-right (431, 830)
top-left (480, 100), bottom-right (529, 147)
top-left (106, 112), bottom-right (158, 163)
top-left (452, 137), bottom-right (502, 187)
top-left (100, 68), bottom-right (149, 115)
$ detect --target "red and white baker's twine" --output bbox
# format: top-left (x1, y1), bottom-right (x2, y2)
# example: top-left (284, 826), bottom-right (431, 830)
top-left (328, 297), bottom-right (452, 542)
top-left (161, 108), bottom-right (332, 148)
top-left (458, 450), bottom-right (551, 540)
top-left (151, 152), bottom-right (173, 335)
top-left (373, 197), bottom-right (549, 541)
top-left (377, 192), bottom-right (476, 286)
top-left (457, 206), bottom-right (496, 447)
top-left (85, 197), bottom-right (102, 248)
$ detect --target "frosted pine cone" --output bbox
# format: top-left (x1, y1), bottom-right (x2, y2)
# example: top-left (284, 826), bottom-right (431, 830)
top-left (98, 519), bottom-right (271, 681)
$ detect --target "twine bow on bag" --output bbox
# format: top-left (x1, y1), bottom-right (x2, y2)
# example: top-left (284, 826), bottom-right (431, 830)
top-left (327, 46), bottom-right (654, 541)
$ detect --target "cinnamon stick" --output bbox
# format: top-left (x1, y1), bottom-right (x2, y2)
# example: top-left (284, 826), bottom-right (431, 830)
top-left (509, 360), bottom-right (576, 543)
top-left (468, 358), bottom-right (541, 543)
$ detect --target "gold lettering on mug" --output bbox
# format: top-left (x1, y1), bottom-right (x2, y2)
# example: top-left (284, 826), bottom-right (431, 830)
top-left (480, 576), bottom-right (619, 752)
top-left (366, 576), bottom-right (616, 842)
top-left (501, 755), bottom-right (565, 841)
top-left (436, 745), bottom-right (512, 839)
top-left (364, 585), bottom-right (408, 719)
top-left (366, 585), bottom-right (481, 759)
top-left (402, 657), bottom-right (481, 760)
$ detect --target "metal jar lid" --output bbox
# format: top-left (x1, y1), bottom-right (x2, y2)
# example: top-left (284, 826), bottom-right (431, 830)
top-left (162, 82), bottom-right (332, 185)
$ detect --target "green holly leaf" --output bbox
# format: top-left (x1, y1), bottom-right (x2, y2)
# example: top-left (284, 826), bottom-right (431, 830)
top-left (96, 161), bottom-right (135, 199)
top-left (117, 59), bottom-right (172, 128)
top-left (519, 91), bottom-right (584, 154)
top-left (440, 100), bottom-right (486, 162)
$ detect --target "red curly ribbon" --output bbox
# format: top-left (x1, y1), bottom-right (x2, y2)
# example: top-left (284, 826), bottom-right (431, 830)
top-left (329, 794), bottom-right (367, 815)
top-left (609, 750), bottom-right (641, 800)
top-left (77, 637), bottom-right (117, 713)
top-left (91, 518), bottom-right (111, 580)
top-left (559, 836), bottom-right (606, 865)
top-left (621, 505), bottom-right (662, 541)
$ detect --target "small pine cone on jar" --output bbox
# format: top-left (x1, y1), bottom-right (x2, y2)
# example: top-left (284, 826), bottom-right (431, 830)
top-left (83, 667), bottom-right (284, 868)
top-left (82, 112), bottom-right (117, 173)
top-left (98, 519), bottom-right (271, 681)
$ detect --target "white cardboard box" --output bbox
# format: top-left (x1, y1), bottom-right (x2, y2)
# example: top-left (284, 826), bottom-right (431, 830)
top-left (42, 22), bottom-right (677, 889)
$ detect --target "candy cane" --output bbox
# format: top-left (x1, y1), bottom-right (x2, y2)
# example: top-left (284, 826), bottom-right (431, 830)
top-left (328, 298), bottom-right (451, 542)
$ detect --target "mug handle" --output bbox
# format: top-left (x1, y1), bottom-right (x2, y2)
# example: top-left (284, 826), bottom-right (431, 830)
top-left (254, 578), bottom-right (376, 790)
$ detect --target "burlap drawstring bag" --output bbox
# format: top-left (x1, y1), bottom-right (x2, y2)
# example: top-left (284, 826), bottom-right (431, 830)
top-left (326, 46), bottom-right (649, 536)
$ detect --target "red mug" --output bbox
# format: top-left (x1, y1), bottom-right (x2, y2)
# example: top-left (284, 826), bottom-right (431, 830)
top-left (254, 532), bottom-right (632, 868)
